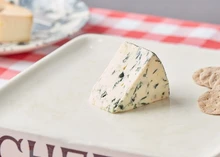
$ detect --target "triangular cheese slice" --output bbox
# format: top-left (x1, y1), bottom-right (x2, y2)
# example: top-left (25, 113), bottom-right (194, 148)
top-left (0, 0), bottom-right (33, 42)
top-left (90, 42), bottom-right (170, 113)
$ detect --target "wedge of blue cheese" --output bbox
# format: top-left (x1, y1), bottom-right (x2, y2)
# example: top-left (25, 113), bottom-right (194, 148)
top-left (90, 42), bottom-right (170, 113)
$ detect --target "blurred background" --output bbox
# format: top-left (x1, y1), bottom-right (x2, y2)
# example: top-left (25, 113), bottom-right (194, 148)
top-left (83, 0), bottom-right (219, 24)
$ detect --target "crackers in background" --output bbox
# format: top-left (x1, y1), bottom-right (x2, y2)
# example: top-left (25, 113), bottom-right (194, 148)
top-left (198, 90), bottom-right (220, 115)
top-left (193, 67), bottom-right (220, 115)
top-left (193, 67), bottom-right (220, 88)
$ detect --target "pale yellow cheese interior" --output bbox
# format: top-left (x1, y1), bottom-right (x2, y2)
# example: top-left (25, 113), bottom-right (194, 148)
top-left (0, 0), bottom-right (33, 43)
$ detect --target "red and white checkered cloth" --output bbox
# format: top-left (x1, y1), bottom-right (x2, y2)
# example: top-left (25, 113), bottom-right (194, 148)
top-left (0, 8), bottom-right (220, 87)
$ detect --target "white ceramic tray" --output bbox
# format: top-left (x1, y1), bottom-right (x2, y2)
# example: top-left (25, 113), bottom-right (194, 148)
top-left (0, 34), bottom-right (220, 157)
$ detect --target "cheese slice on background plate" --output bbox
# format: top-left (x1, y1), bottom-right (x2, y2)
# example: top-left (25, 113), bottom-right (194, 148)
top-left (90, 42), bottom-right (170, 113)
top-left (0, 0), bottom-right (33, 43)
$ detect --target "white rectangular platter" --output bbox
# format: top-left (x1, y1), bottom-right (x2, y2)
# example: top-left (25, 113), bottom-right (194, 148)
top-left (0, 34), bottom-right (220, 157)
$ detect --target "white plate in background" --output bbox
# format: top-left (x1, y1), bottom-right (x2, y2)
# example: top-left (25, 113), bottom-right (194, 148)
top-left (0, 34), bottom-right (220, 157)
top-left (0, 0), bottom-right (89, 55)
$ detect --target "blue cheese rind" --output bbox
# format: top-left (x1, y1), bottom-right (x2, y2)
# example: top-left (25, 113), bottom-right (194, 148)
top-left (90, 42), bottom-right (170, 113)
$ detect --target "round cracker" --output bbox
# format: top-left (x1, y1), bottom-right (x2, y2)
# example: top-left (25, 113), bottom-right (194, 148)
top-left (198, 90), bottom-right (220, 115)
top-left (192, 68), bottom-right (204, 86)
top-left (214, 85), bottom-right (220, 90)
top-left (213, 79), bottom-right (220, 90)
top-left (209, 71), bottom-right (220, 88)
top-left (193, 67), bottom-right (220, 88)
top-left (199, 70), bottom-right (213, 88)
